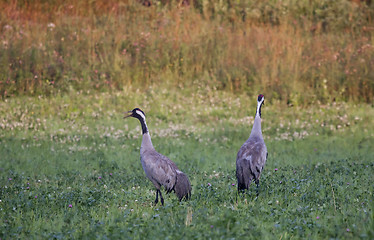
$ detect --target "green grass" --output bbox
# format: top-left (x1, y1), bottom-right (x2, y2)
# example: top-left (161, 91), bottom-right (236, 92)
top-left (1, 91), bottom-right (373, 239)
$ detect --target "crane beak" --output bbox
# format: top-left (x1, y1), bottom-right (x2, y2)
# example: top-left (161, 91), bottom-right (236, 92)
top-left (124, 111), bottom-right (133, 119)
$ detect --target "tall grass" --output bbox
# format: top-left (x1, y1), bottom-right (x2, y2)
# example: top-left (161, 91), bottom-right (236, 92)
top-left (0, 0), bottom-right (373, 104)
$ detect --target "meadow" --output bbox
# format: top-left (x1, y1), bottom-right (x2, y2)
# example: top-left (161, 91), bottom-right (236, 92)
top-left (1, 90), bottom-right (373, 239)
top-left (1, 0), bottom-right (374, 239)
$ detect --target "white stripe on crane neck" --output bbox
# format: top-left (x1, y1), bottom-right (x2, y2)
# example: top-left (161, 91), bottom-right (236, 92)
top-left (256, 101), bottom-right (263, 117)
top-left (136, 110), bottom-right (146, 121)
top-left (136, 109), bottom-right (149, 134)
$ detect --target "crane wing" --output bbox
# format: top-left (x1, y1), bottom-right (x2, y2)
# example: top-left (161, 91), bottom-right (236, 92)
top-left (237, 137), bottom-right (267, 182)
top-left (141, 150), bottom-right (177, 191)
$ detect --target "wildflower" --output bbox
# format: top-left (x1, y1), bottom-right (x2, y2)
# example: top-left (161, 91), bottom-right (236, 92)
top-left (316, 216), bottom-right (320, 219)
top-left (4, 24), bottom-right (12, 30)
top-left (8, 178), bottom-right (12, 181)
top-left (210, 225), bottom-right (214, 228)
top-left (98, 176), bottom-right (102, 180)
top-left (346, 228), bottom-right (350, 232)
top-left (110, 173), bottom-right (113, 176)
top-left (69, 204), bottom-right (73, 208)
top-left (207, 183), bottom-right (212, 187)
top-left (231, 183), bottom-right (235, 186)
top-left (274, 168), bottom-right (278, 171)
top-left (35, 196), bottom-right (37, 199)
top-left (47, 23), bottom-right (56, 29)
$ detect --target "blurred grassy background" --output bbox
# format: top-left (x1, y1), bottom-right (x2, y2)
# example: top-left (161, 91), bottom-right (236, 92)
top-left (0, 0), bottom-right (373, 105)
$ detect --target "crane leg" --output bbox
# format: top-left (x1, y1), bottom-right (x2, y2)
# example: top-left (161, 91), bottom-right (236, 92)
top-left (159, 190), bottom-right (164, 206)
top-left (154, 189), bottom-right (159, 205)
top-left (154, 189), bottom-right (164, 206)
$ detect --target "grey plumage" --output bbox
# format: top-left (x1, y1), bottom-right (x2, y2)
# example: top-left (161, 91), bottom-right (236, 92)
top-left (174, 170), bottom-right (191, 200)
top-left (236, 94), bottom-right (268, 192)
top-left (125, 108), bottom-right (191, 205)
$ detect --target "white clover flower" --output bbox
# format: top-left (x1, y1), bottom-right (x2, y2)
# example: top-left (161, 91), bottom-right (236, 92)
top-left (47, 23), bottom-right (56, 29)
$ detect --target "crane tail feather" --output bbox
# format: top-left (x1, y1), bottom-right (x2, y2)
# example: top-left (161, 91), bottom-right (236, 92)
top-left (236, 164), bottom-right (254, 191)
top-left (174, 171), bottom-right (192, 201)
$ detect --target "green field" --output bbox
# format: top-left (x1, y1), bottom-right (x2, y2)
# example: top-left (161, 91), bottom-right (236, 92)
top-left (0, 91), bottom-right (373, 239)
top-left (1, 0), bottom-right (374, 239)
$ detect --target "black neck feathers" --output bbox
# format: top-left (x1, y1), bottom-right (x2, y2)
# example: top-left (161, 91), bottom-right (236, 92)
top-left (259, 103), bottom-right (262, 118)
top-left (137, 116), bottom-right (148, 134)
top-left (256, 102), bottom-right (263, 118)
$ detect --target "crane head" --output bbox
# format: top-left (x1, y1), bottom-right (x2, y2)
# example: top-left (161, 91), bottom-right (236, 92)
top-left (124, 108), bottom-right (146, 121)
top-left (257, 94), bottom-right (265, 105)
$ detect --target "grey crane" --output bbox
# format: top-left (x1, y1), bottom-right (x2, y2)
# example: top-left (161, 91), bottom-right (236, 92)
top-left (124, 108), bottom-right (191, 205)
top-left (236, 94), bottom-right (268, 193)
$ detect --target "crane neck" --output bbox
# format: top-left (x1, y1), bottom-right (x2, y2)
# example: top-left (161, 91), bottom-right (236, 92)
top-left (250, 115), bottom-right (262, 138)
top-left (256, 101), bottom-right (262, 118)
top-left (250, 101), bottom-right (263, 138)
top-left (141, 132), bottom-right (154, 153)
top-left (136, 116), bottom-right (154, 153)
top-left (135, 115), bottom-right (148, 135)
top-left (140, 120), bottom-right (148, 135)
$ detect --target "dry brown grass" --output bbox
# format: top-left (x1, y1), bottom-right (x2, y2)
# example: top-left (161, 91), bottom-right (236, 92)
top-left (0, 0), bottom-right (373, 104)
